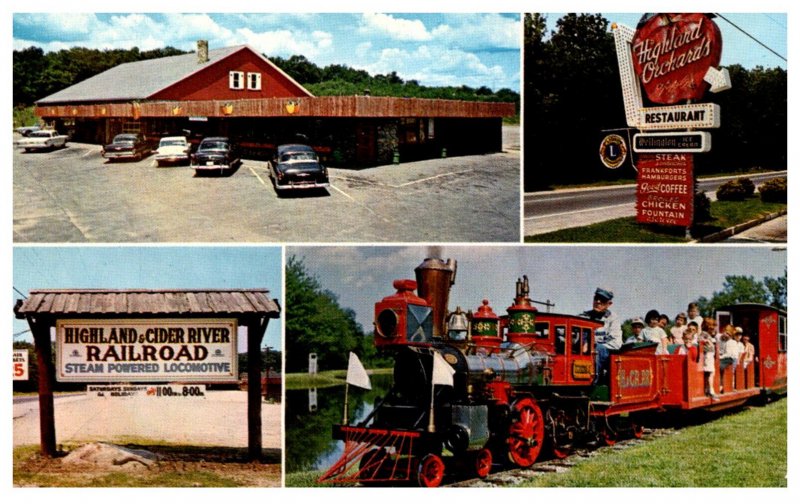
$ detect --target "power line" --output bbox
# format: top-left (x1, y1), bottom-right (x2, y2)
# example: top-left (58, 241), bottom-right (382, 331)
top-left (13, 286), bottom-right (27, 299)
top-left (715, 13), bottom-right (787, 63)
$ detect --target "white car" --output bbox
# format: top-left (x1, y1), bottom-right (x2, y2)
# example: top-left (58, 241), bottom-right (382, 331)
top-left (154, 136), bottom-right (191, 166)
top-left (17, 130), bottom-right (68, 152)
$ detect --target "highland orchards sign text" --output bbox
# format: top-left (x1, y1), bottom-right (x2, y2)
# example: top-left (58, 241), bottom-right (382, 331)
top-left (631, 13), bottom-right (722, 105)
top-left (56, 318), bottom-right (238, 382)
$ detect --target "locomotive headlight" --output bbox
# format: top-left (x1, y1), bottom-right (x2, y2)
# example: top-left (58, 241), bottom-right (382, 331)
top-left (375, 309), bottom-right (399, 338)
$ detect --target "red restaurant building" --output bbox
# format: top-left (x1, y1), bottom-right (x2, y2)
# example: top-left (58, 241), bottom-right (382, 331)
top-left (35, 42), bottom-right (515, 166)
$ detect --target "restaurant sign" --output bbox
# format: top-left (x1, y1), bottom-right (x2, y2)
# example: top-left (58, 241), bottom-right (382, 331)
top-left (56, 318), bottom-right (238, 383)
top-left (636, 154), bottom-right (694, 227)
top-left (631, 13), bottom-right (723, 104)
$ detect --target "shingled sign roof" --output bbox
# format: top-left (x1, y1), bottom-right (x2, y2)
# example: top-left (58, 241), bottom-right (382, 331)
top-left (14, 289), bottom-right (281, 318)
top-left (36, 45), bottom-right (312, 104)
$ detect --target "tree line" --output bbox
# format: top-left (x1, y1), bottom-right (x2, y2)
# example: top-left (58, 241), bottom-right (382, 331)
top-left (12, 45), bottom-right (519, 113)
top-left (285, 256), bottom-right (389, 374)
top-left (524, 13), bottom-right (787, 191)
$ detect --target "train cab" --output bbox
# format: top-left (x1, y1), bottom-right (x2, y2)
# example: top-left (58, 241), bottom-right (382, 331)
top-left (717, 304), bottom-right (787, 397)
top-left (531, 313), bottom-right (602, 387)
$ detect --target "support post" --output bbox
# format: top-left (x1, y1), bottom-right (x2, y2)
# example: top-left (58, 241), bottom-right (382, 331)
top-left (31, 318), bottom-right (57, 457)
top-left (247, 317), bottom-right (268, 460)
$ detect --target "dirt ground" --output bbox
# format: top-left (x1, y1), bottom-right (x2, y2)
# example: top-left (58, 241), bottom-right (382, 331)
top-left (13, 391), bottom-right (281, 487)
top-left (15, 445), bottom-right (281, 487)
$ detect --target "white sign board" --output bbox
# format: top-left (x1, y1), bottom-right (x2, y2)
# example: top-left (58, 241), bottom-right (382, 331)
top-left (633, 131), bottom-right (712, 153)
top-left (56, 319), bottom-right (238, 383)
top-left (13, 349), bottom-right (29, 381)
top-left (88, 384), bottom-right (207, 398)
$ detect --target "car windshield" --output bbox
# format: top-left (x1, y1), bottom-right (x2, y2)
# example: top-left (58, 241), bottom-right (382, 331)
top-left (200, 142), bottom-right (228, 151)
top-left (113, 135), bottom-right (137, 144)
top-left (160, 139), bottom-right (187, 147)
top-left (281, 151), bottom-right (317, 162)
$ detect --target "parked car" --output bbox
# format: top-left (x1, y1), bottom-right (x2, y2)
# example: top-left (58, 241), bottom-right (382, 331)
top-left (101, 133), bottom-right (151, 161)
top-left (191, 137), bottom-right (240, 175)
top-left (154, 136), bottom-right (191, 167)
top-left (16, 125), bottom-right (41, 136)
top-left (269, 144), bottom-right (330, 192)
top-left (17, 130), bottom-right (68, 152)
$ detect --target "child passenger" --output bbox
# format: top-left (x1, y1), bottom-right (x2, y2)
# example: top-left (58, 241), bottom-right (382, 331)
top-left (699, 318), bottom-right (719, 400)
top-left (643, 309), bottom-right (669, 355)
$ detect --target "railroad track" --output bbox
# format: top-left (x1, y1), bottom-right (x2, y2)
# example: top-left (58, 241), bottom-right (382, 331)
top-left (446, 427), bottom-right (678, 487)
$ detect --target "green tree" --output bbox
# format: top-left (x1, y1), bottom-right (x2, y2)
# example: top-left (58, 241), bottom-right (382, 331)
top-left (524, 13), bottom-right (626, 190)
top-left (693, 271), bottom-right (787, 315)
top-left (285, 256), bottom-right (373, 373)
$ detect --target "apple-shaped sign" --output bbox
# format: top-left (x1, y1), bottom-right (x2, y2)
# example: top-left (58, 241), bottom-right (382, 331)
top-left (631, 13), bottom-right (722, 104)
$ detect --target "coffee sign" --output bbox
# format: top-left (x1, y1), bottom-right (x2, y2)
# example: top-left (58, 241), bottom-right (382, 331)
top-left (631, 13), bottom-right (722, 104)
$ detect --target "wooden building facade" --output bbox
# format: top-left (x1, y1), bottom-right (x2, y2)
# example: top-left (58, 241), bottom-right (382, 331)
top-left (35, 43), bottom-right (515, 166)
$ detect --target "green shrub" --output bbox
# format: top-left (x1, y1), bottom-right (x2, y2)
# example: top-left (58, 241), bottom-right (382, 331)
top-left (716, 178), bottom-right (754, 201)
top-left (759, 177), bottom-right (787, 203)
top-left (694, 191), bottom-right (712, 222)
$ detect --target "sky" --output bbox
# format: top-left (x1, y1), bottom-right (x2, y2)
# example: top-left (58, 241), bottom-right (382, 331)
top-left (12, 246), bottom-right (283, 352)
top-left (288, 245), bottom-right (787, 336)
top-left (12, 12), bottom-right (521, 92)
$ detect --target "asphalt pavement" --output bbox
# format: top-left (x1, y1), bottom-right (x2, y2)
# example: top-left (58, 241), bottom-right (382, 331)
top-left (524, 171), bottom-right (787, 237)
top-left (13, 127), bottom-right (520, 243)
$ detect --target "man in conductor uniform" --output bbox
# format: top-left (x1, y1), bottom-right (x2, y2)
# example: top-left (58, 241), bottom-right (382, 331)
top-left (583, 287), bottom-right (623, 384)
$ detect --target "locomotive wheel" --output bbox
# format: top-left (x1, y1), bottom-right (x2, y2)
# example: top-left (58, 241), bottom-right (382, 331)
top-left (506, 397), bottom-right (545, 467)
top-left (551, 445), bottom-right (571, 459)
top-left (631, 423), bottom-right (644, 439)
top-left (600, 428), bottom-right (617, 446)
top-left (473, 449), bottom-right (493, 479)
top-left (417, 453), bottom-right (445, 488)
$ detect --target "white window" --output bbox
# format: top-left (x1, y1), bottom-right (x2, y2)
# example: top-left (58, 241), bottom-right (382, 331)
top-left (247, 72), bottom-right (262, 91)
top-left (229, 71), bottom-right (244, 90)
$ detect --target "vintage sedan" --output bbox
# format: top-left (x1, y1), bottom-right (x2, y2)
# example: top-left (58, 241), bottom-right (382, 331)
top-left (101, 133), bottom-right (151, 161)
top-left (154, 136), bottom-right (191, 167)
top-left (17, 130), bottom-right (68, 152)
top-left (191, 137), bottom-right (240, 175)
top-left (269, 144), bottom-right (330, 192)
top-left (16, 124), bottom-right (41, 136)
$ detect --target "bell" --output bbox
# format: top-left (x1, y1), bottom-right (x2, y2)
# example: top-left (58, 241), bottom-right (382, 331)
top-left (447, 306), bottom-right (469, 341)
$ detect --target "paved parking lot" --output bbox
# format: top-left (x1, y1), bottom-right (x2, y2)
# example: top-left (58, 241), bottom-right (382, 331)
top-left (13, 127), bottom-right (520, 243)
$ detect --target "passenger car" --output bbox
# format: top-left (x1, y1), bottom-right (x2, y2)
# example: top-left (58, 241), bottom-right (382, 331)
top-left (101, 133), bottom-right (151, 161)
top-left (16, 125), bottom-right (41, 136)
top-left (154, 136), bottom-right (191, 167)
top-left (191, 137), bottom-right (240, 175)
top-left (269, 144), bottom-right (330, 192)
top-left (16, 130), bottom-right (68, 152)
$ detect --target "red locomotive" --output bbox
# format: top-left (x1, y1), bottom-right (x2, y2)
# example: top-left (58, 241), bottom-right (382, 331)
top-left (318, 256), bottom-right (787, 487)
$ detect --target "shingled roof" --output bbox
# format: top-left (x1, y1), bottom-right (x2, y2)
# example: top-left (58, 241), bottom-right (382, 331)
top-left (14, 289), bottom-right (281, 318)
top-left (36, 45), bottom-right (311, 104)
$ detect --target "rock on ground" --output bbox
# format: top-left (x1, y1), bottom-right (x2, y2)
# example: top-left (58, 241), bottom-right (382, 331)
top-left (61, 442), bottom-right (161, 471)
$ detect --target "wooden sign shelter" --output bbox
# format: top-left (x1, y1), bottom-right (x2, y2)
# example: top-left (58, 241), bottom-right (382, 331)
top-left (14, 289), bottom-right (280, 460)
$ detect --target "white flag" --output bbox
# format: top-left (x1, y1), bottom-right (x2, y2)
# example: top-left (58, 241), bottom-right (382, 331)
top-left (346, 352), bottom-right (371, 390)
top-left (432, 351), bottom-right (455, 386)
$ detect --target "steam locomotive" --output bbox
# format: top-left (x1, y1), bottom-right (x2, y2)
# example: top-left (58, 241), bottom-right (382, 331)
top-left (318, 256), bottom-right (787, 487)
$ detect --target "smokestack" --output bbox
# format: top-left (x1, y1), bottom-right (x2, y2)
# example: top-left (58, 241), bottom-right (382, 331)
top-left (197, 40), bottom-right (209, 64)
top-left (415, 254), bottom-right (456, 338)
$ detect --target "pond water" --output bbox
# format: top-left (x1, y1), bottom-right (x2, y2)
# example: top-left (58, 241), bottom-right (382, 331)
top-left (285, 374), bottom-right (393, 473)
